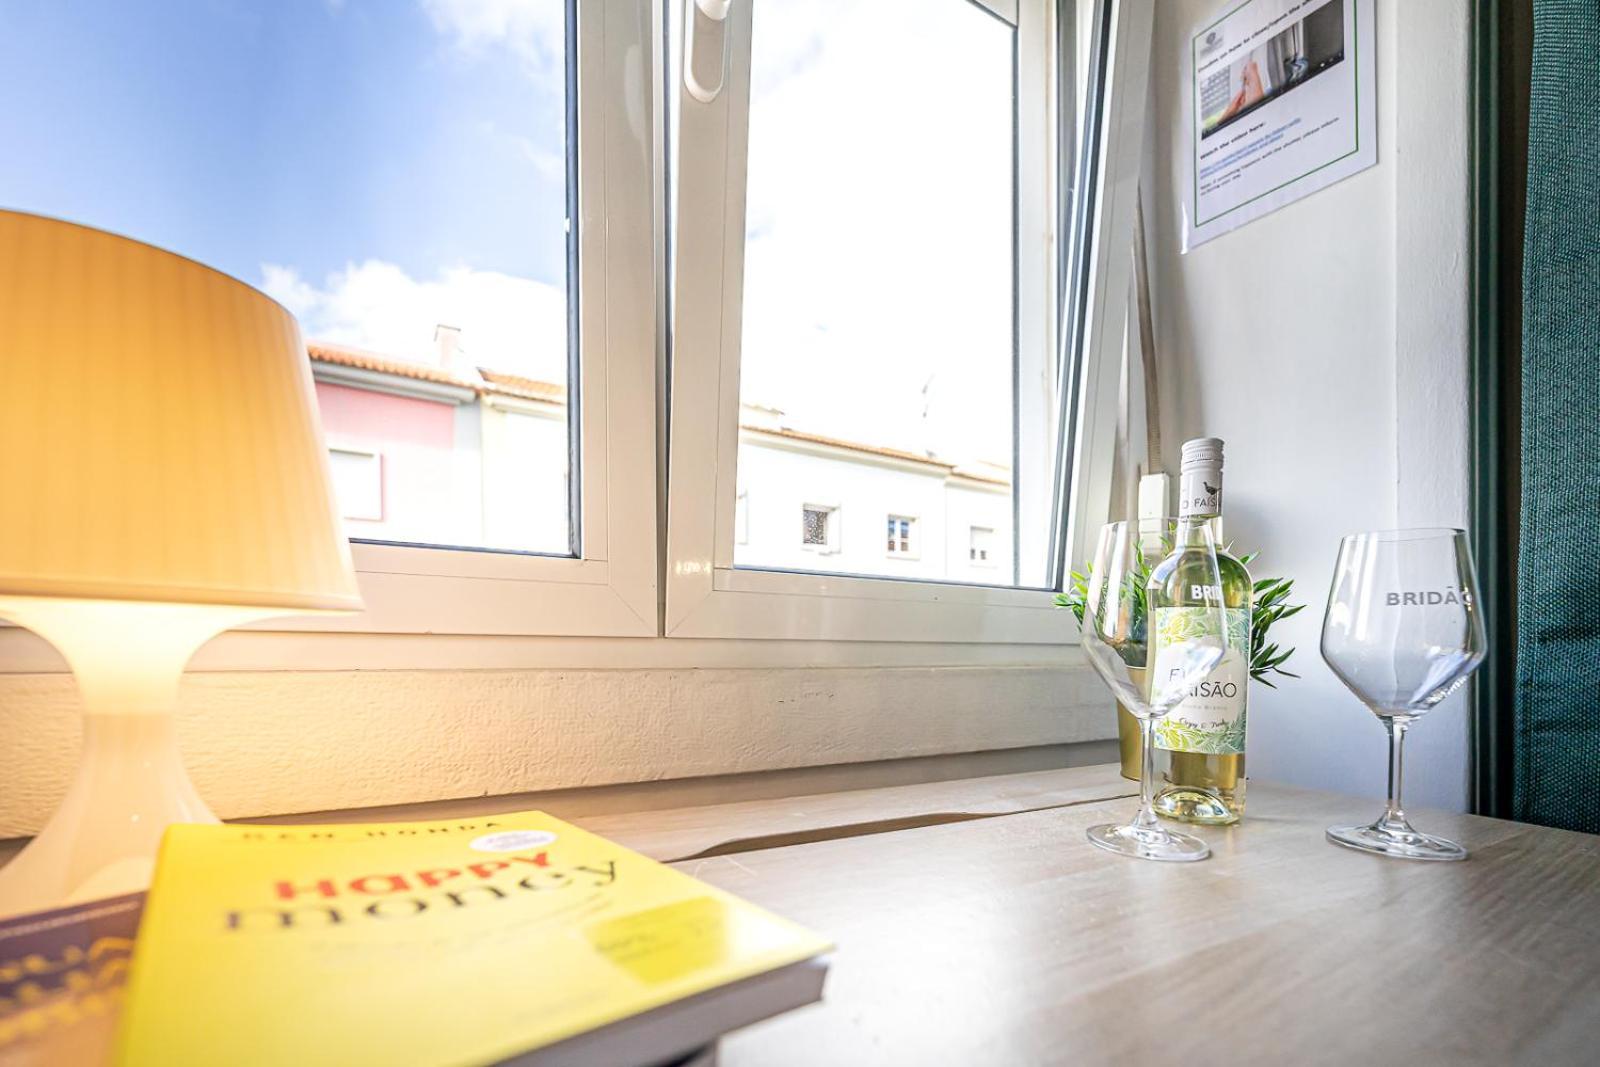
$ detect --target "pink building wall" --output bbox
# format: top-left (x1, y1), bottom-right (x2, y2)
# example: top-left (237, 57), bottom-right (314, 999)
top-left (314, 381), bottom-right (463, 544)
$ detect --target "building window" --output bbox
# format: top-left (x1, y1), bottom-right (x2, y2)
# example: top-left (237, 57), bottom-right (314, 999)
top-left (970, 526), bottom-right (996, 566)
top-left (735, 490), bottom-right (750, 545)
top-left (801, 505), bottom-right (838, 552)
top-left (886, 515), bottom-right (918, 558)
top-left (802, 506), bottom-right (829, 545)
top-left (327, 446), bottom-right (384, 523)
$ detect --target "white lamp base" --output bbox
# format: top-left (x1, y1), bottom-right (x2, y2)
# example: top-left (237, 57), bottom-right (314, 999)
top-left (0, 598), bottom-right (271, 918)
top-left (0, 712), bottom-right (219, 915)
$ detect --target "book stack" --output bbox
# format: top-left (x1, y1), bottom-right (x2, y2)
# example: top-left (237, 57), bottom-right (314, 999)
top-left (0, 812), bottom-right (830, 1066)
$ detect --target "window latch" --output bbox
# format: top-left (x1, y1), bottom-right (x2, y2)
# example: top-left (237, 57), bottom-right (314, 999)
top-left (684, 0), bottom-right (733, 104)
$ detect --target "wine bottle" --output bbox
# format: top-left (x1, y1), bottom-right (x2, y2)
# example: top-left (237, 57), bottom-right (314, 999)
top-left (1147, 437), bottom-right (1252, 824)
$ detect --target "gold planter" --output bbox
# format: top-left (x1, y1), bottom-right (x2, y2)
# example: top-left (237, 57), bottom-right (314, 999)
top-left (1115, 667), bottom-right (1145, 781)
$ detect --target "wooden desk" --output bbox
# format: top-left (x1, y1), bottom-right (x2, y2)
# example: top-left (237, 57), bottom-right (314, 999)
top-left (590, 769), bottom-right (1599, 1065)
top-left (7, 765), bottom-right (1596, 1063)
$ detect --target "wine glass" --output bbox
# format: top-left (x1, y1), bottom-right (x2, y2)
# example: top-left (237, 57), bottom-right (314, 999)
top-left (1080, 518), bottom-right (1230, 862)
top-left (1320, 528), bottom-right (1487, 860)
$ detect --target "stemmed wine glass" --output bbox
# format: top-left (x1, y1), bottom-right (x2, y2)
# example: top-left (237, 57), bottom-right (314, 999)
top-left (1320, 528), bottom-right (1487, 860)
top-left (1080, 518), bottom-right (1230, 862)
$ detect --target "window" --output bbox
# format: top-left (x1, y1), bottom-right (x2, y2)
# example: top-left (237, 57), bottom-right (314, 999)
top-left (3, 0), bottom-right (574, 555)
top-left (801, 505), bottom-right (839, 553)
top-left (728, 0), bottom-right (1018, 585)
top-left (970, 526), bottom-right (996, 567)
top-left (0, 0), bottom-right (659, 638)
top-left (1, 0), bottom-right (1144, 648)
top-left (886, 516), bottom-right (918, 559)
top-left (802, 508), bottom-right (829, 546)
top-left (328, 447), bottom-right (385, 523)
top-left (666, 0), bottom-right (1149, 641)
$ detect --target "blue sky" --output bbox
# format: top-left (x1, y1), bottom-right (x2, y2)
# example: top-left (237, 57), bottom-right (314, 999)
top-left (0, 0), bottom-right (570, 372)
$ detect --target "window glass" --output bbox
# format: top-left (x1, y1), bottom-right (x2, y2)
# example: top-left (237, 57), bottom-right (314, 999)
top-left (735, 491), bottom-right (751, 545)
top-left (802, 506), bottom-right (833, 548)
top-left (728, 0), bottom-right (1020, 585)
top-left (886, 516), bottom-right (917, 557)
top-left (0, 0), bottom-right (574, 556)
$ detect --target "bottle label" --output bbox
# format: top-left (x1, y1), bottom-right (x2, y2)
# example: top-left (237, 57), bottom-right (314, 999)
top-left (1178, 468), bottom-right (1221, 518)
top-left (1150, 606), bottom-right (1249, 754)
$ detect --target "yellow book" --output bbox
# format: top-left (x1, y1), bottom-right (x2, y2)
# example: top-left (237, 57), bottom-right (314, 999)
top-left (115, 811), bottom-right (830, 1066)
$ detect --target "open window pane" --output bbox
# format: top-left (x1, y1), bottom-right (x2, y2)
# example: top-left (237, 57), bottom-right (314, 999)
top-left (0, 0), bottom-right (574, 556)
top-left (730, 0), bottom-right (1021, 585)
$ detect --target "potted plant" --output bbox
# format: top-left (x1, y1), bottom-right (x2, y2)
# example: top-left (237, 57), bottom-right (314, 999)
top-left (1056, 550), bottom-right (1302, 779)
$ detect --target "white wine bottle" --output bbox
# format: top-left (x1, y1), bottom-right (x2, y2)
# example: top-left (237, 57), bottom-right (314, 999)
top-left (1148, 438), bottom-right (1252, 824)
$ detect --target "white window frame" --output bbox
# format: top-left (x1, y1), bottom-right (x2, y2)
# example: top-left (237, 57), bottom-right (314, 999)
top-left (260, 0), bottom-right (659, 640)
top-left (885, 515), bottom-right (919, 561)
top-left (325, 442), bottom-right (385, 523)
top-left (665, 0), bottom-right (1151, 643)
top-left (970, 525), bottom-right (997, 568)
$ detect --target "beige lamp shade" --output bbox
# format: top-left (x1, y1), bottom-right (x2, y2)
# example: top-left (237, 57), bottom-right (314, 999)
top-left (0, 210), bottom-right (361, 612)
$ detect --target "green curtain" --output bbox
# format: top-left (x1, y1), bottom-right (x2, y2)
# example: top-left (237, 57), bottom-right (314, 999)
top-left (1514, 0), bottom-right (1600, 832)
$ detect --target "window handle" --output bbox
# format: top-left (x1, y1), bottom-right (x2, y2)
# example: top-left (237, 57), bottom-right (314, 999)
top-left (684, 0), bottom-right (733, 103)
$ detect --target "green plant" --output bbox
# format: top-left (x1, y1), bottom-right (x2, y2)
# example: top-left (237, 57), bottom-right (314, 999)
top-left (1053, 542), bottom-right (1158, 668)
top-left (1055, 546), bottom-right (1304, 686)
top-left (1238, 551), bottom-right (1304, 687)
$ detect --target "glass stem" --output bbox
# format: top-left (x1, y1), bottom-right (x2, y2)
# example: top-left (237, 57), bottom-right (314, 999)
top-left (1134, 716), bottom-right (1161, 831)
top-left (1379, 717), bottom-right (1412, 833)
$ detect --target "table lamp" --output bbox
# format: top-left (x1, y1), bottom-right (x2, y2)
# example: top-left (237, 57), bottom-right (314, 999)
top-left (0, 210), bottom-right (363, 916)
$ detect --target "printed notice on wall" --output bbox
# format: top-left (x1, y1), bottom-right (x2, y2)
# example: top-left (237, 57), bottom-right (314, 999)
top-left (1181, 0), bottom-right (1375, 251)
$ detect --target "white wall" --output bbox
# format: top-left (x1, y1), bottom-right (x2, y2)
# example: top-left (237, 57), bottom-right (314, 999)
top-left (480, 402), bottom-right (570, 553)
top-left (1145, 0), bottom-right (1473, 810)
top-left (0, 661), bottom-right (1108, 837)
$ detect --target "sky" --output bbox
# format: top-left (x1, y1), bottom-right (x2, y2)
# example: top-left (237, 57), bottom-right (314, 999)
top-left (0, 0), bottom-right (570, 378)
top-left (1, 0), bottom-right (1018, 469)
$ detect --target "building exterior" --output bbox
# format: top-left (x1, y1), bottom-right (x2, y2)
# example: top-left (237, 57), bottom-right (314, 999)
top-left (310, 335), bottom-right (570, 555)
top-left (733, 410), bottom-right (1012, 584)
top-left (308, 336), bottom-right (1013, 584)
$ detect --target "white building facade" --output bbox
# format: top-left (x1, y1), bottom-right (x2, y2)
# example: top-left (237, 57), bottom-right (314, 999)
top-left (311, 345), bottom-right (1014, 586)
top-left (733, 423), bottom-right (1012, 585)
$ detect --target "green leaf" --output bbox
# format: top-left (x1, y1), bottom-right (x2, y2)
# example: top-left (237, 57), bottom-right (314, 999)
top-left (1244, 557), bottom-right (1305, 687)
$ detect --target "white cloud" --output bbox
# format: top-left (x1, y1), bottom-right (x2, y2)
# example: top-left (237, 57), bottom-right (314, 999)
top-left (420, 0), bottom-right (564, 75)
top-left (262, 260), bottom-right (567, 383)
top-left (419, 0), bottom-right (567, 144)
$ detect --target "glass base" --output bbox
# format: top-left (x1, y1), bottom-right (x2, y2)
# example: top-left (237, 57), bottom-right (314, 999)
top-left (1154, 787), bottom-right (1239, 825)
top-left (1086, 821), bottom-right (1210, 862)
top-left (1326, 822), bottom-right (1467, 862)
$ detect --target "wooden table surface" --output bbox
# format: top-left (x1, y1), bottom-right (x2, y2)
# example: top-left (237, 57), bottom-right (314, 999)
top-left (8, 764), bottom-right (1595, 1064)
top-left (583, 767), bottom-right (1600, 1066)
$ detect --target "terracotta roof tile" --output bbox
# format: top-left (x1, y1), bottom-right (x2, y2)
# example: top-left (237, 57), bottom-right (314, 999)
top-left (476, 368), bottom-right (567, 403)
top-left (739, 424), bottom-right (954, 470)
top-left (308, 341), bottom-right (1009, 485)
top-left (307, 342), bottom-right (470, 389)
top-left (308, 342), bottom-right (564, 403)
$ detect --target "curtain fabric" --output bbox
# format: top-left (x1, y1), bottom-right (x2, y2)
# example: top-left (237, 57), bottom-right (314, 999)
top-left (1513, 0), bottom-right (1600, 832)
